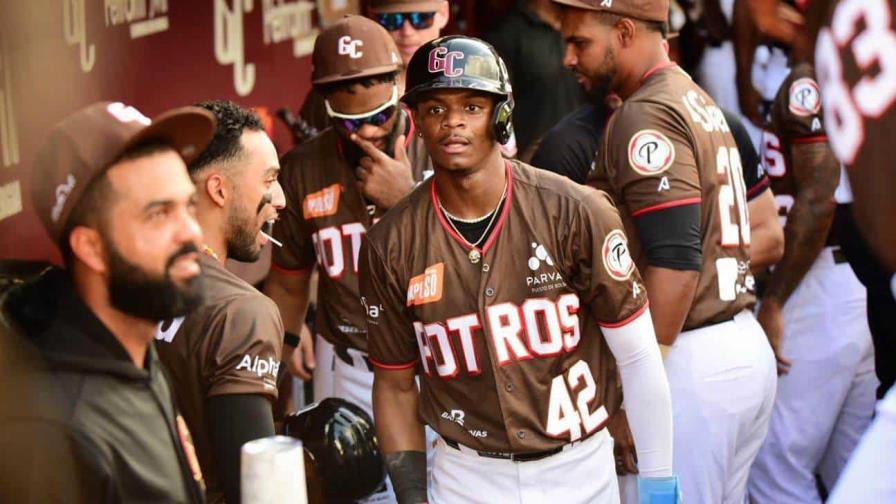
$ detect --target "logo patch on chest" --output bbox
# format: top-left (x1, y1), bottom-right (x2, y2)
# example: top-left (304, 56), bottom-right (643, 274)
top-left (407, 263), bottom-right (444, 306)
top-left (303, 184), bottom-right (341, 219)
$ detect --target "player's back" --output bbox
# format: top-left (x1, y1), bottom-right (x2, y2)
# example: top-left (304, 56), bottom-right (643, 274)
top-left (595, 64), bottom-right (755, 329)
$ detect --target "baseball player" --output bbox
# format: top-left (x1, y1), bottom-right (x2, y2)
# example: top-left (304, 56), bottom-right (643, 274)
top-left (747, 61), bottom-right (877, 502)
top-left (264, 15), bottom-right (432, 502)
top-left (556, 1), bottom-right (777, 502)
top-left (155, 101), bottom-right (286, 504)
top-left (360, 35), bottom-right (678, 503)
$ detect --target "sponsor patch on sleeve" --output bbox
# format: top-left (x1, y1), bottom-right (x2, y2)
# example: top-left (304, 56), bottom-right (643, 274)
top-left (788, 78), bottom-right (821, 117)
top-left (602, 229), bottom-right (635, 281)
top-left (628, 129), bottom-right (676, 176)
top-left (407, 263), bottom-right (444, 306)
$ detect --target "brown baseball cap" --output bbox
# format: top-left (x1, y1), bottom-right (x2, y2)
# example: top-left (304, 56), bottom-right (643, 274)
top-left (312, 15), bottom-right (402, 85)
top-left (32, 101), bottom-right (216, 243)
top-left (368, 0), bottom-right (445, 13)
top-left (552, 0), bottom-right (669, 23)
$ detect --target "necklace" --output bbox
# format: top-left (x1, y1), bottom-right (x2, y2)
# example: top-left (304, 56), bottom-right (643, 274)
top-left (437, 182), bottom-right (507, 263)
top-left (202, 244), bottom-right (219, 262)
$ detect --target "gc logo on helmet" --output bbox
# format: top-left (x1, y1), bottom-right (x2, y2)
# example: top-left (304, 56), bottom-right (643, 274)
top-left (403, 36), bottom-right (516, 145)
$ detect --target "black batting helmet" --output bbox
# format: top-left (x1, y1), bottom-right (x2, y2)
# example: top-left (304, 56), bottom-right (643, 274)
top-left (402, 35), bottom-right (515, 145)
top-left (283, 398), bottom-right (385, 502)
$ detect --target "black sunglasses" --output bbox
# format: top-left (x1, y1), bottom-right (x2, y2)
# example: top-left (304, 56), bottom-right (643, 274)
top-left (376, 11), bottom-right (436, 32)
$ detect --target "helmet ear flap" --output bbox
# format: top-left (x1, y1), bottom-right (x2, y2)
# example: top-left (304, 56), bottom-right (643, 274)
top-left (492, 98), bottom-right (514, 145)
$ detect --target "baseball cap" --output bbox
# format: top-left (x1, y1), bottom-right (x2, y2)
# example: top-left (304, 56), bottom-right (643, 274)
top-left (368, 0), bottom-right (445, 13)
top-left (552, 0), bottom-right (669, 23)
top-left (312, 15), bottom-right (402, 85)
top-left (31, 101), bottom-right (216, 243)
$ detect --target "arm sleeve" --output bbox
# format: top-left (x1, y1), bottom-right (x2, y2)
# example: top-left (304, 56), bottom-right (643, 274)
top-left (271, 155), bottom-right (316, 273)
top-left (206, 295), bottom-right (284, 399)
top-left (206, 394), bottom-right (276, 504)
top-left (633, 204), bottom-right (703, 271)
top-left (567, 189), bottom-right (648, 325)
top-left (604, 101), bottom-right (702, 218)
top-left (602, 307), bottom-right (674, 478)
top-left (771, 65), bottom-right (827, 144)
top-left (359, 240), bottom-right (419, 369)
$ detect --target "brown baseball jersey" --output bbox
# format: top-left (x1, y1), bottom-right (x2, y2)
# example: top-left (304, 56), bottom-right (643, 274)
top-left (592, 63), bottom-right (755, 330)
top-left (360, 160), bottom-right (646, 453)
top-left (814, 1), bottom-right (896, 269)
top-left (272, 110), bottom-right (432, 352)
top-left (761, 63), bottom-right (828, 221)
top-left (156, 253), bottom-right (284, 504)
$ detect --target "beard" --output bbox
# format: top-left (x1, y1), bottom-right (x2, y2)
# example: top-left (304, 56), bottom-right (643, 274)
top-left (107, 241), bottom-right (204, 321)
top-left (227, 197), bottom-right (262, 263)
top-left (585, 46), bottom-right (617, 108)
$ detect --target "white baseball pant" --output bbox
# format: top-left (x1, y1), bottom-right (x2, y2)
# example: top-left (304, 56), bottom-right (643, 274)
top-left (664, 310), bottom-right (777, 504)
top-left (827, 385), bottom-right (896, 503)
top-left (312, 333), bottom-right (335, 402)
top-left (747, 247), bottom-right (877, 503)
top-left (430, 428), bottom-right (618, 503)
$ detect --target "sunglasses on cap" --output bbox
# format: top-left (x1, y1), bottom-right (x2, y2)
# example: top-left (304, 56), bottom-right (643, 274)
top-left (325, 84), bottom-right (399, 133)
top-left (376, 11), bottom-right (436, 32)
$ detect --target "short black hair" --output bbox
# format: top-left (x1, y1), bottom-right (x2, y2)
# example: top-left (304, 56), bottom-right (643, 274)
top-left (189, 100), bottom-right (264, 175)
top-left (59, 141), bottom-right (172, 268)
top-left (315, 71), bottom-right (398, 97)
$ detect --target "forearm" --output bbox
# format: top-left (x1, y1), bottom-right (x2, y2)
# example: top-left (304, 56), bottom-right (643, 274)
top-left (763, 196), bottom-right (834, 304)
top-left (207, 394), bottom-right (276, 504)
top-left (264, 270), bottom-right (311, 336)
top-left (372, 370), bottom-right (426, 504)
top-left (732, 0), bottom-right (759, 89)
top-left (603, 307), bottom-right (673, 478)
top-left (749, 192), bottom-right (785, 271)
top-left (643, 266), bottom-right (699, 345)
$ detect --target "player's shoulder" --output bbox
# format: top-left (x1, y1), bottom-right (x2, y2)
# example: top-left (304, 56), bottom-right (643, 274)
top-left (512, 161), bottom-right (617, 213)
top-left (280, 127), bottom-right (339, 170)
top-left (366, 179), bottom-right (432, 248)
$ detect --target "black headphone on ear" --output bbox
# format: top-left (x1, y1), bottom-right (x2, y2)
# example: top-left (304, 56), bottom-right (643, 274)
top-left (490, 53), bottom-right (515, 145)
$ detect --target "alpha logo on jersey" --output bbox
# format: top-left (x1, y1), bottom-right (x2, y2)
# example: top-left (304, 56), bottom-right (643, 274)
top-left (628, 129), bottom-right (675, 176)
top-left (407, 262), bottom-right (444, 306)
top-left (303, 183), bottom-right (341, 219)
top-left (428, 47), bottom-right (464, 77)
top-left (235, 354), bottom-right (281, 382)
top-left (602, 229), bottom-right (634, 281)
top-left (788, 78), bottom-right (821, 117)
top-left (337, 36), bottom-right (363, 59)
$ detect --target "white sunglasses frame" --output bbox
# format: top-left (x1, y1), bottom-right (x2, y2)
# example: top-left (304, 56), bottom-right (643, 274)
top-left (324, 83), bottom-right (399, 120)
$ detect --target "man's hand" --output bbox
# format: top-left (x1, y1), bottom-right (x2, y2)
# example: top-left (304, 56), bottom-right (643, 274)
top-left (747, 0), bottom-right (804, 45)
top-left (608, 410), bottom-right (638, 475)
top-left (737, 82), bottom-right (765, 128)
top-left (352, 133), bottom-right (415, 210)
top-left (287, 324), bottom-right (316, 380)
top-left (756, 299), bottom-right (792, 375)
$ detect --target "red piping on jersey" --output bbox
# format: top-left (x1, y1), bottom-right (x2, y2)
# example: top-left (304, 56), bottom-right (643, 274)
top-left (599, 301), bottom-right (650, 329)
top-left (270, 262), bottom-right (313, 275)
top-left (747, 176), bottom-right (771, 199)
top-left (641, 61), bottom-right (677, 82)
top-left (369, 356), bottom-right (418, 370)
top-left (792, 135), bottom-right (828, 145)
top-left (431, 161), bottom-right (514, 255)
top-left (631, 196), bottom-right (701, 218)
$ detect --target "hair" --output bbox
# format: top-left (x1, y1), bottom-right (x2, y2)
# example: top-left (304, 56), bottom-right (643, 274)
top-left (188, 100), bottom-right (264, 176)
top-left (591, 11), bottom-right (668, 38)
top-left (59, 140), bottom-right (172, 268)
top-left (315, 71), bottom-right (398, 97)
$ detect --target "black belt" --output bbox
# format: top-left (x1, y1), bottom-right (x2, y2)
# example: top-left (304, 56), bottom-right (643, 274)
top-left (442, 438), bottom-right (564, 462)
top-left (333, 344), bottom-right (373, 372)
top-left (831, 246), bottom-right (848, 265)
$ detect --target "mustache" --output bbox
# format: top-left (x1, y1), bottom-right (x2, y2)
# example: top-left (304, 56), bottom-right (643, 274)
top-left (165, 243), bottom-right (200, 271)
top-left (256, 193), bottom-right (272, 215)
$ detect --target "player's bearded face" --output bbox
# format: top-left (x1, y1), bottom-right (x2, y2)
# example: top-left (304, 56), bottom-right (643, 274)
top-left (104, 235), bottom-right (205, 321)
top-left (561, 9), bottom-right (619, 102)
top-left (227, 184), bottom-right (268, 263)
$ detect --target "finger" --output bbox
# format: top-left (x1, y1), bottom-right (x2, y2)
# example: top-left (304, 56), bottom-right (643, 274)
top-left (623, 449), bottom-right (638, 474)
top-left (351, 133), bottom-right (387, 160)
top-left (359, 156), bottom-right (376, 171)
top-left (394, 135), bottom-right (409, 162)
top-left (355, 166), bottom-right (370, 182)
top-left (303, 341), bottom-right (316, 371)
top-left (290, 351), bottom-right (312, 380)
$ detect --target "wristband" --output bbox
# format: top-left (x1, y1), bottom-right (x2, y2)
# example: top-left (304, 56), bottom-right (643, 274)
top-left (283, 331), bottom-right (300, 348)
top-left (637, 475), bottom-right (681, 504)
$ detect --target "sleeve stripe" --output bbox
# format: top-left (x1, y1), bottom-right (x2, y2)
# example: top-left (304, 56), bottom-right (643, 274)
top-left (747, 176), bottom-right (771, 200)
top-left (270, 263), bottom-right (313, 275)
top-left (598, 301), bottom-right (650, 329)
top-left (631, 197), bottom-right (701, 218)
top-left (369, 357), bottom-right (418, 370)
top-left (792, 135), bottom-right (828, 144)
